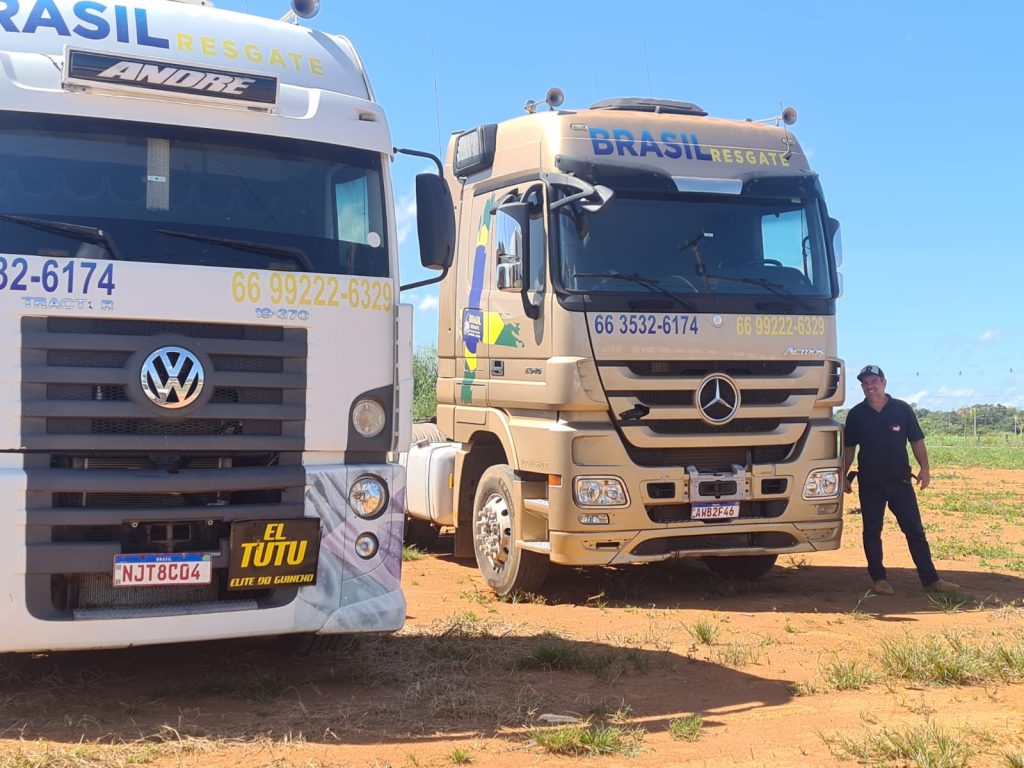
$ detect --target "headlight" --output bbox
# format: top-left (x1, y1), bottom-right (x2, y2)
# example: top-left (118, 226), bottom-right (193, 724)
top-left (349, 475), bottom-right (388, 518)
top-left (574, 476), bottom-right (628, 507)
top-left (803, 469), bottom-right (841, 499)
top-left (354, 532), bottom-right (379, 559)
top-left (352, 398), bottom-right (386, 438)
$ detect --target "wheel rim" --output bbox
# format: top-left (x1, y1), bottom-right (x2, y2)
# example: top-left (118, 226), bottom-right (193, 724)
top-left (475, 491), bottom-right (512, 576)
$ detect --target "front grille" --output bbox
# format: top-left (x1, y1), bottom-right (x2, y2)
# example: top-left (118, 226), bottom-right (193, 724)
top-left (601, 356), bottom-right (823, 464)
top-left (625, 445), bottom-right (794, 471)
top-left (21, 318), bottom-right (308, 620)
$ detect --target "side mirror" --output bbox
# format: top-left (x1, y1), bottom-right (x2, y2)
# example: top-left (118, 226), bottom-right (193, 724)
top-left (415, 173), bottom-right (455, 271)
top-left (828, 217), bottom-right (843, 268)
top-left (494, 202), bottom-right (530, 293)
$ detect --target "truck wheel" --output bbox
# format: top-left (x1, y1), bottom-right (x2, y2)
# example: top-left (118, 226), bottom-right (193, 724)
top-left (703, 554), bottom-right (778, 581)
top-left (472, 464), bottom-right (549, 596)
top-left (405, 517), bottom-right (440, 550)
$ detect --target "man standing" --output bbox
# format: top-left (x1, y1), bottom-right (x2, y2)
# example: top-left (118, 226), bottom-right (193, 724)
top-left (842, 365), bottom-right (959, 595)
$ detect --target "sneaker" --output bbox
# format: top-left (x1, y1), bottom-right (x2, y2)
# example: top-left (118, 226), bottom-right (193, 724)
top-left (872, 580), bottom-right (895, 595)
top-left (925, 578), bottom-right (960, 594)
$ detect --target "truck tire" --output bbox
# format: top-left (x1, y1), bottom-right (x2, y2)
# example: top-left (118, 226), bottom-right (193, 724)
top-left (411, 421), bottom-right (446, 445)
top-left (472, 464), bottom-right (549, 596)
top-left (405, 517), bottom-right (440, 550)
top-left (703, 554), bottom-right (778, 581)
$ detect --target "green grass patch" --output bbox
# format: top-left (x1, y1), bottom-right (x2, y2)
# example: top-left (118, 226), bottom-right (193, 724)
top-left (402, 545), bottom-right (425, 561)
top-left (823, 719), bottom-right (978, 767)
top-left (821, 657), bottom-right (877, 690)
top-left (448, 747), bottom-right (473, 764)
top-left (929, 442), bottom-right (1024, 470)
top-left (935, 489), bottom-right (1024, 522)
top-left (668, 714), bottom-right (703, 742)
top-left (529, 723), bottom-right (645, 757)
top-left (516, 640), bottom-right (647, 676)
top-left (879, 633), bottom-right (1024, 686)
top-left (685, 618), bottom-right (720, 646)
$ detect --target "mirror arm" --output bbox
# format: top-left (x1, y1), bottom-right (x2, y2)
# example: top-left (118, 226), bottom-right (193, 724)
top-left (400, 263), bottom-right (450, 292)
top-left (394, 146), bottom-right (444, 176)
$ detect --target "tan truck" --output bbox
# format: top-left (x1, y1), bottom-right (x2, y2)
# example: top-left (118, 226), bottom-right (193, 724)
top-left (404, 95), bottom-right (845, 595)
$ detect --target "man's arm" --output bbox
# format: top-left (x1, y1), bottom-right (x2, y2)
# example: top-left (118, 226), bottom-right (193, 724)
top-left (911, 439), bottom-right (930, 490)
top-left (843, 444), bottom-right (856, 494)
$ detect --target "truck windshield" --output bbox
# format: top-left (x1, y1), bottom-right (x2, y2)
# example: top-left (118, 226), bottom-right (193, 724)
top-left (0, 112), bottom-right (387, 276)
top-left (558, 192), bottom-right (832, 298)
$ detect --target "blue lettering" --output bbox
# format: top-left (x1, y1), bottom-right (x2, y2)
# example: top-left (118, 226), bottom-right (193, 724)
top-left (134, 7), bottom-right (168, 48)
top-left (72, 1), bottom-right (108, 39)
top-left (638, 130), bottom-right (663, 158)
top-left (113, 2), bottom-right (127, 41)
top-left (692, 134), bottom-right (712, 161)
top-left (23, 0), bottom-right (70, 35)
top-left (589, 128), bottom-right (613, 156)
top-left (660, 131), bottom-right (682, 159)
top-left (613, 128), bottom-right (637, 156)
top-left (679, 134), bottom-right (693, 159)
top-left (0, 0), bottom-right (19, 32)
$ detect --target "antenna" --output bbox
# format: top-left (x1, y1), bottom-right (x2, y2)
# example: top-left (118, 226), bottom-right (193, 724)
top-left (643, 42), bottom-right (653, 97)
top-left (430, 35), bottom-right (443, 162)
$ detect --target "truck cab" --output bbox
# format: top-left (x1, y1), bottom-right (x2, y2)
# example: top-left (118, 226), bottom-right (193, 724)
top-left (407, 96), bottom-right (845, 596)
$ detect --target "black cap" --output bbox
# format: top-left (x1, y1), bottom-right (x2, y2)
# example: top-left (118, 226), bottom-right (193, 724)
top-left (857, 364), bottom-right (885, 382)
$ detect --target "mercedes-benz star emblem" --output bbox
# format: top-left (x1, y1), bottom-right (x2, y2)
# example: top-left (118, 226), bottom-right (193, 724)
top-left (140, 346), bottom-right (205, 409)
top-left (696, 374), bottom-right (740, 425)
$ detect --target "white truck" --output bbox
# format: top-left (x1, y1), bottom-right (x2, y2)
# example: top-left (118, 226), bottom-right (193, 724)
top-left (0, 0), bottom-right (451, 652)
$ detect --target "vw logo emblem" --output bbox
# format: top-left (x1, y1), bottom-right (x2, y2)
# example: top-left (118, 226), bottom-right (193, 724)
top-left (696, 374), bottom-right (740, 425)
top-left (140, 346), bottom-right (205, 409)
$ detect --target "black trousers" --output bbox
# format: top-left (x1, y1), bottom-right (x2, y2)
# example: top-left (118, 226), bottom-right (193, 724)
top-left (858, 480), bottom-right (939, 586)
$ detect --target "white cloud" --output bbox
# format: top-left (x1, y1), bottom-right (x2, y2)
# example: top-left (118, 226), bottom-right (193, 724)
top-left (979, 328), bottom-right (1002, 344)
top-left (418, 294), bottom-right (439, 311)
top-left (395, 189), bottom-right (417, 246)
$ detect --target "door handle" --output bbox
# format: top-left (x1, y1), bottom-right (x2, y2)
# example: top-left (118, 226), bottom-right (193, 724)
top-left (490, 360), bottom-right (504, 377)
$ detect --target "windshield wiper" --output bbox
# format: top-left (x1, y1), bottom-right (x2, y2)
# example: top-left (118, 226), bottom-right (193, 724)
top-left (704, 272), bottom-right (816, 313)
top-left (155, 229), bottom-right (313, 272)
top-left (0, 213), bottom-right (122, 260)
top-left (573, 271), bottom-right (696, 310)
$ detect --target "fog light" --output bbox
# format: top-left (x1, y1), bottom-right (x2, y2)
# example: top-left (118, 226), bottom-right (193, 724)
top-left (349, 475), bottom-right (388, 519)
top-left (803, 468), bottom-right (841, 499)
top-left (574, 476), bottom-right (628, 507)
top-left (354, 532), bottom-right (379, 559)
top-left (578, 513), bottom-right (610, 525)
top-left (816, 503), bottom-right (840, 516)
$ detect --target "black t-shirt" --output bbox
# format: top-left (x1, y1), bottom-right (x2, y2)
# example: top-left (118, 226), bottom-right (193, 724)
top-left (844, 396), bottom-right (925, 486)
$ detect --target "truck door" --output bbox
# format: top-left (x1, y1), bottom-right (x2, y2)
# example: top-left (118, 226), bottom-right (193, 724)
top-left (486, 184), bottom-right (552, 408)
top-left (454, 192), bottom-right (495, 409)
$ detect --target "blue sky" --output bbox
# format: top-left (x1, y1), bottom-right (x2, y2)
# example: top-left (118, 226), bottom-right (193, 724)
top-left (223, 0), bottom-right (1022, 411)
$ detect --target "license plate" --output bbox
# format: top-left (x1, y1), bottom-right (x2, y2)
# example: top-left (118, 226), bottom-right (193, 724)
top-left (691, 502), bottom-right (740, 520)
top-left (113, 553), bottom-right (213, 587)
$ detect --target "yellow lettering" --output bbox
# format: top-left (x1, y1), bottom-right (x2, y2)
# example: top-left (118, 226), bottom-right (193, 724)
top-left (273, 542), bottom-right (288, 566)
top-left (746, 150), bottom-right (756, 164)
top-left (287, 52), bottom-right (303, 71)
top-left (722, 148), bottom-right (733, 163)
top-left (222, 40), bottom-right (238, 59)
top-left (710, 148), bottom-right (721, 162)
top-left (781, 153), bottom-right (790, 167)
top-left (309, 57), bottom-right (324, 76)
top-left (253, 542), bottom-right (274, 567)
top-left (768, 152), bottom-right (778, 166)
top-left (239, 541), bottom-right (258, 568)
top-left (244, 44), bottom-right (262, 63)
top-left (759, 151), bottom-right (769, 165)
top-left (177, 33), bottom-right (194, 53)
top-left (269, 48), bottom-right (286, 67)
top-left (264, 523), bottom-right (285, 540)
top-left (286, 541), bottom-right (308, 566)
top-left (200, 36), bottom-right (216, 56)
